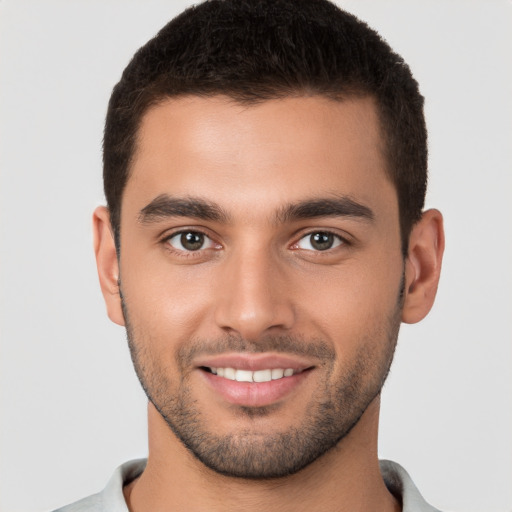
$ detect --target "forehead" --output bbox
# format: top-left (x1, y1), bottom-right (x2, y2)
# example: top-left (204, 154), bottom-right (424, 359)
top-left (125, 95), bottom-right (396, 221)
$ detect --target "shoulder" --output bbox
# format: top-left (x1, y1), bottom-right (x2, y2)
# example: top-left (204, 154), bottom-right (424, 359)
top-left (52, 459), bottom-right (147, 512)
top-left (380, 460), bottom-right (442, 512)
top-left (52, 493), bottom-right (103, 512)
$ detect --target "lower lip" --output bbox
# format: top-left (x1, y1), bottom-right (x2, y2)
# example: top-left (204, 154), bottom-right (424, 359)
top-left (200, 369), bottom-right (311, 407)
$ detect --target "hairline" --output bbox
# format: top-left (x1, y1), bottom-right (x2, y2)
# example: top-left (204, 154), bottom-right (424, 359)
top-left (113, 88), bottom-right (406, 250)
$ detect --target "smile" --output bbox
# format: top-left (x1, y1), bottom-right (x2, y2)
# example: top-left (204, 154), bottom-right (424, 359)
top-left (199, 365), bottom-right (313, 407)
top-left (204, 367), bottom-right (301, 382)
top-left (194, 353), bottom-right (316, 406)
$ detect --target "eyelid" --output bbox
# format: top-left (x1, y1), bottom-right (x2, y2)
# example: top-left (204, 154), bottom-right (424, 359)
top-left (159, 226), bottom-right (352, 254)
top-left (290, 229), bottom-right (351, 251)
top-left (161, 228), bottom-right (222, 253)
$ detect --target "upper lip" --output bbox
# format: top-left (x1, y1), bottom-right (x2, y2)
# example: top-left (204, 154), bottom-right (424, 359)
top-left (194, 352), bottom-right (315, 372)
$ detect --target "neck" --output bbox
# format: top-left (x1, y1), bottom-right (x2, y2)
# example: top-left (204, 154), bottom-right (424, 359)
top-left (124, 399), bottom-right (400, 512)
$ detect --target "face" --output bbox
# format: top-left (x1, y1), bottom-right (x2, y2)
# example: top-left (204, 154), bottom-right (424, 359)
top-left (116, 95), bottom-right (405, 478)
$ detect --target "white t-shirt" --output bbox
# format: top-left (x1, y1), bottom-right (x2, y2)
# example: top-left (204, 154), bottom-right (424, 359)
top-left (53, 459), bottom-right (441, 512)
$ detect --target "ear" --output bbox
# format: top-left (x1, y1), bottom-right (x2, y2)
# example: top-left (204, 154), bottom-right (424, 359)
top-left (92, 206), bottom-right (125, 326)
top-left (402, 209), bottom-right (445, 324)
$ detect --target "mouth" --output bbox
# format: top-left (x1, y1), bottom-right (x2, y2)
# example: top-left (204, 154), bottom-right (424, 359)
top-left (200, 366), bottom-right (304, 382)
top-left (195, 354), bottom-right (315, 407)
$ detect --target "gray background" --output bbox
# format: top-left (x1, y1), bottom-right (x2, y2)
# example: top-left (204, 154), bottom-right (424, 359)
top-left (1, 1), bottom-right (511, 511)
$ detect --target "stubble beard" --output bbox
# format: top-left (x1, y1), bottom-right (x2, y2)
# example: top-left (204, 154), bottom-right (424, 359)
top-left (121, 294), bottom-right (402, 480)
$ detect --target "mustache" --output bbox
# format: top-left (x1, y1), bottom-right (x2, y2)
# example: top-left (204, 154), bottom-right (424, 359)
top-left (177, 334), bottom-right (335, 367)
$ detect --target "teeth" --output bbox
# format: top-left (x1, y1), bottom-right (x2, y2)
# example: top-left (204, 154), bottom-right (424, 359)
top-left (224, 367), bottom-right (236, 380)
top-left (208, 367), bottom-right (298, 382)
top-left (235, 369), bottom-right (253, 382)
top-left (253, 369), bottom-right (272, 382)
top-left (271, 368), bottom-right (284, 379)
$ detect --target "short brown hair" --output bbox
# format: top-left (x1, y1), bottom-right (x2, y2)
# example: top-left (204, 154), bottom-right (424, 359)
top-left (104, 0), bottom-right (427, 253)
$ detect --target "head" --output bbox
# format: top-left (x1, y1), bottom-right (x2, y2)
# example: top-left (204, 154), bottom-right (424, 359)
top-left (95, 0), bottom-right (443, 480)
top-left (103, 0), bottom-right (427, 254)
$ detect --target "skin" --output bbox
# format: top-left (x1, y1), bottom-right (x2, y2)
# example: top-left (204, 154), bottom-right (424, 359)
top-left (94, 95), bottom-right (444, 512)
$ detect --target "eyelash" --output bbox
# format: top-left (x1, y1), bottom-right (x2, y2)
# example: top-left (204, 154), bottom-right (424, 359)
top-left (161, 228), bottom-right (350, 258)
top-left (291, 230), bottom-right (349, 252)
top-left (162, 229), bottom-right (220, 257)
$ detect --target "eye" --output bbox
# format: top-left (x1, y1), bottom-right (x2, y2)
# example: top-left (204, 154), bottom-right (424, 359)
top-left (166, 231), bottom-right (216, 252)
top-left (295, 231), bottom-right (344, 251)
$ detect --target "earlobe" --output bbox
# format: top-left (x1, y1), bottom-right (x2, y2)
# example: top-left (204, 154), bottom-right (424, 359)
top-left (402, 209), bottom-right (445, 324)
top-left (92, 206), bottom-right (125, 326)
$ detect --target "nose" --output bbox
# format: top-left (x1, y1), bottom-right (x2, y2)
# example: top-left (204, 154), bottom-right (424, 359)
top-left (213, 245), bottom-right (295, 340)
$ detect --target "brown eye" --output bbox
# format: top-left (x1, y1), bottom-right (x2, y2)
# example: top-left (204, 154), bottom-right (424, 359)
top-left (168, 231), bottom-right (212, 251)
top-left (296, 232), bottom-right (343, 251)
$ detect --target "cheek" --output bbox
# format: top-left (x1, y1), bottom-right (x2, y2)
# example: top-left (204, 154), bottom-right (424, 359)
top-left (295, 256), bottom-right (403, 347)
top-left (119, 251), bottom-right (217, 346)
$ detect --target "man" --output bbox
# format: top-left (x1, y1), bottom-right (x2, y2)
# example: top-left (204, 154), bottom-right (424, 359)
top-left (56, 0), bottom-right (444, 510)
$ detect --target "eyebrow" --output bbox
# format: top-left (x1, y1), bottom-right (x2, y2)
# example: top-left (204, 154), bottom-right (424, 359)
top-left (138, 194), bottom-right (374, 225)
top-left (275, 196), bottom-right (374, 224)
top-left (139, 194), bottom-right (230, 224)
